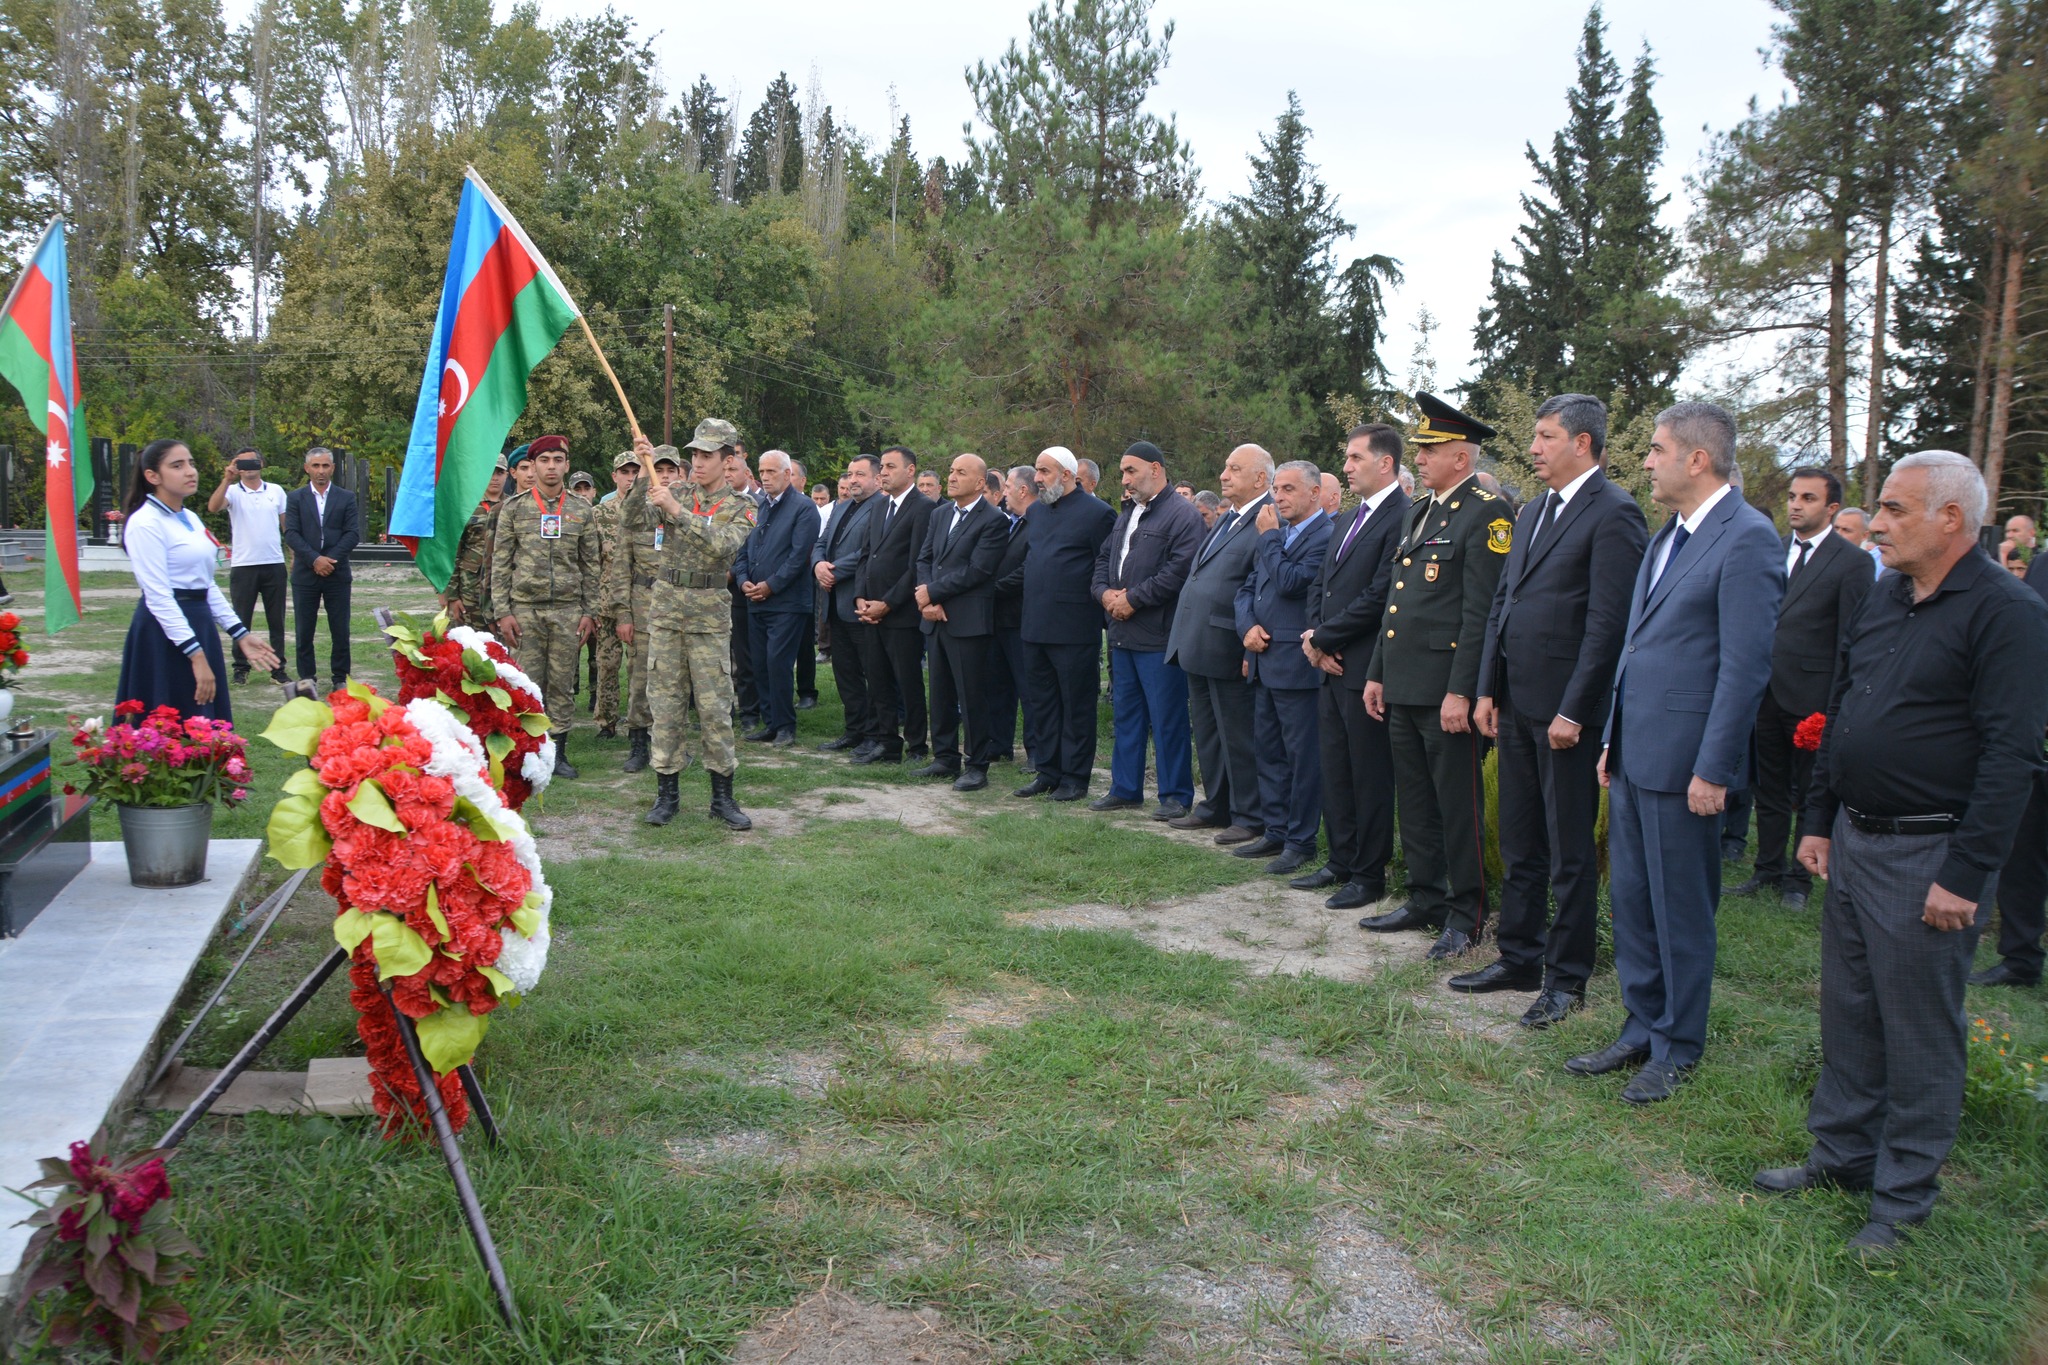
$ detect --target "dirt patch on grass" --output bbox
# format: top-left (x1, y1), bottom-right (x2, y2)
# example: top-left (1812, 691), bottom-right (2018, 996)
top-left (19, 647), bottom-right (108, 674)
top-left (1409, 979), bottom-right (1527, 1044)
top-left (1014, 882), bottom-right (1429, 982)
top-left (790, 784), bottom-right (968, 836)
top-left (666, 1127), bottom-right (798, 1169)
top-left (676, 1047), bottom-right (843, 1099)
top-left (730, 1287), bottom-right (994, 1365)
top-left (895, 975), bottom-right (1060, 1065)
top-left (1259, 1045), bottom-right (1371, 1124)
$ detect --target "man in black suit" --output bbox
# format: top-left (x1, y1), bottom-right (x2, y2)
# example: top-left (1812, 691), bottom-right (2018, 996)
top-left (1730, 466), bottom-right (1872, 909)
top-left (1978, 557), bottom-right (2048, 988)
top-left (1466, 395), bottom-right (1649, 1026)
top-left (283, 445), bottom-right (361, 691)
top-left (851, 446), bottom-right (935, 764)
top-left (989, 467), bottom-right (1038, 768)
top-left (1164, 445), bottom-right (1275, 843)
top-left (1014, 446), bottom-right (1117, 802)
top-left (1300, 424), bottom-right (1410, 911)
top-left (914, 453), bottom-right (1009, 789)
top-left (813, 454), bottom-right (879, 753)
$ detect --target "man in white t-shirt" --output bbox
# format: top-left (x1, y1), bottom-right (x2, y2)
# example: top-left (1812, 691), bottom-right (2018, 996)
top-left (207, 446), bottom-right (289, 683)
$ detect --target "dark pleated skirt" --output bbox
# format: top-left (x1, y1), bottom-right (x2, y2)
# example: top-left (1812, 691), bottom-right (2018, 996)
top-left (116, 592), bottom-right (232, 725)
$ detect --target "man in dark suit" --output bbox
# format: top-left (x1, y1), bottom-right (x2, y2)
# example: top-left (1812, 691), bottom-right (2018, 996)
top-left (1232, 461), bottom-right (1334, 875)
top-left (734, 449), bottom-right (821, 747)
top-left (1362, 395), bottom-right (1512, 960)
top-left (813, 454), bottom-right (879, 753)
top-left (914, 453), bottom-right (1009, 789)
top-left (1300, 424), bottom-right (1410, 911)
top-left (1577, 401), bottom-right (1783, 1104)
top-left (1014, 446), bottom-right (1117, 802)
top-left (1980, 553), bottom-right (2048, 988)
top-left (1467, 395), bottom-right (1649, 1027)
top-left (1164, 445), bottom-right (1275, 842)
top-left (852, 446), bottom-right (936, 764)
top-left (988, 467), bottom-right (1037, 768)
top-left (1729, 466), bottom-right (1872, 909)
top-left (1089, 441), bottom-right (1205, 819)
top-left (283, 445), bottom-right (361, 691)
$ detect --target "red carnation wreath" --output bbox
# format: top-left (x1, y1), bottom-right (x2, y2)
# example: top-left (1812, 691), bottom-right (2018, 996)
top-left (1793, 712), bottom-right (1827, 752)
top-left (385, 613), bottom-right (554, 809)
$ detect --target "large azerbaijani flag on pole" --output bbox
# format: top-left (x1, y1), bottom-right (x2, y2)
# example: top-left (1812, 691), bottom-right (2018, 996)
top-left (0, 216), bottom-right (91, 633)
top-left (392, 167), bottom-right (579, 591)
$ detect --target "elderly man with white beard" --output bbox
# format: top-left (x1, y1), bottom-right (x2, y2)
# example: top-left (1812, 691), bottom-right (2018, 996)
top-left (1012, 447), bottom-right (1117, 802)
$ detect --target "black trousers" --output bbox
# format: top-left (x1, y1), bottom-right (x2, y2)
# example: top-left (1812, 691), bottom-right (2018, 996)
top-left (1752, 692), bottom-right (1816, 890)
top-left (729, 588), bottom-right (757, 719)
top-left (858, 624), bottom-right (927, 759)
top-left (1023, 640), bottom-right (1100, 788)
top-left (227, 562), bottom-right (286, 674)
top-left (292, 571), bottom-right (352, 686)
top-left (1994, 768), bottom-right (2048, 980)
top-left (1387, 701), bottom-right (1488, 936)
top-left (796, 614), bottom-right (817, 700)
top-left (989, 626), bottom-right (1030, 762)
top-left (929, 626), bottom-right (994, 770)
top-left (828, 614), bottom-right (873, 742)
top-left (1188, 670), bottom-right (1260, 830)
top-left (1318, 679), bottom-right (1393, 890)
top-left (1493, 682), bottom-right (1602, 991)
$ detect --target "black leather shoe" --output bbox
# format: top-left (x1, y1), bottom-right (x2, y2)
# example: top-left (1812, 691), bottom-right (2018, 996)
top-left (1565, 1040), bottom-right (1651, 1076)
top-left (953, 768), bottom-right (988, 792)
top-left (1620, 1059), bottom-right (1693, 1105)
top-left (818, 735), bottom-right (860, 752)
top-left (1781, 888), bottom-right (1809, 910)
top-left (797, 695), bottom-right (818, 710)
top-left (1518, 988), bottom-right (1584, 1030)
top-left (1425, 928), bottom-right (1474, 960)
top-left (850, 747), bottom-right (897, 766)
top-left (1752, 1164), bottom-right (1872, 1195)
top-left (1168, 810), bottom-right (1230, 830)
top-left (743, 726), bottom-right (775, 743)
top-left (771, 729), bottom-right (797, 747)
top-left (1213, 825), bottom-right (1262, 846)
top-left (1721, 842), bottom-right (1748, 863)
top-left (1049, 781), bottom-right (1089, 802)
top-left (1013, 774), bottom-right (1059, 797)
top-left (1359, 902), bottom-right (1438, 934)
top-left (1289, 865), bottom-right (1340, 891)
top-left (1265, 849), bottom-right (1310, 876)
top-left (1726, 873), bottom-right (1769, 898)
top-left (1446, 959), bottom-right (1542, 994)
top-left (1230, 836), bottom-right (1285, 860)
top-left (1847, 1220), bottom-right (1909, 1255)
top-left (1089, 794), bottom-right (1142, 811)
top-left (1152, 800), bottom-right (1189, 822)
top-left (912, 760), bottom-right (961, 779)
top-left (1326, 882), bottom-right (1381, 912)
top-left (907, 745), bottom-right (930, 761)
top-left (1969, 960), bottom-right (2042, 988)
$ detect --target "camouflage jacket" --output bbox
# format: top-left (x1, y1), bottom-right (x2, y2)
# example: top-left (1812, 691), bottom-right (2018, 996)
top-left (590, 495), bottom-right (623, 617)
top-left (489, 487), bottom-right (601, 615)
top-left (601, 476), bottom-right (666, 629)
top-left (443, 497), bottom-right (498, 622)
top-left (611, 476), bottom-right (755, 631)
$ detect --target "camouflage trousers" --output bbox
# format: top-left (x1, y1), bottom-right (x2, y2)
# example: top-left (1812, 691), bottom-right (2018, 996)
top-left (624, 586), bottom-right (653, 729)
top-left (650, 622), bottom-right (737, 776)
top-left (594, 613), bottom-right (622, 729)
top-left (513, 605), bottom-right (584, 739)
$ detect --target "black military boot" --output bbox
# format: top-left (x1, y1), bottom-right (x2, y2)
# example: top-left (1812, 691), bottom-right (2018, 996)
top-left (708, 770), bottom-right (753, 831)
top-left (621, 727), bottom-right (651, 774)
top-left (552, 736), bottom-right (579, 780)
top-left (644, 772), bottom-right (680, 826)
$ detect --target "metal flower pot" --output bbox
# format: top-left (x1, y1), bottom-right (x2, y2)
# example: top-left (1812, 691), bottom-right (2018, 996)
top-left (117, 802), bottom-right (215, 888)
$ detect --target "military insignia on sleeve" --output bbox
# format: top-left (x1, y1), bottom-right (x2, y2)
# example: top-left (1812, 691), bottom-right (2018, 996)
top-left (1486, 518), bottom-right (1512, 554)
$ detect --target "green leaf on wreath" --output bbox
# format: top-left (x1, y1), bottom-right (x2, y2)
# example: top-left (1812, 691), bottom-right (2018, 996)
top-left (369, 914), bottom-right (432, 981)
top-left (333, 907), bottom-right (375, 953)
top-left (479, 964), bottom-right (518, 1002)
top-left (509, 900), bottom-right (541, 938)
top-left (281, 766), bottom-right (326, 799)
top-left (260, 698), bottom-right (334, 756)
top-left (453, 795), bottom-right (506, 841)
top-left (266, 793), bottom-right (332, 869)
top-left (485, 732), bottom-right (514, 761)
top-left (423, 885), bottom-right (450, 940)
top-left (463, 648), bottom-right (497, 684)
top-left (413, 1003), bottom-right (489, 1074)
top-left (519, 712), bottom-right (552, 736)
top-left (346, 780), bottom-right (407, 833)
top-left (484, 684), bottom-right (511, 708)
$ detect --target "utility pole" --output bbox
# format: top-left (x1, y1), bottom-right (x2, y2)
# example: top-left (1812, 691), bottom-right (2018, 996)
top-left (663, 304), bottom-right (674, 447)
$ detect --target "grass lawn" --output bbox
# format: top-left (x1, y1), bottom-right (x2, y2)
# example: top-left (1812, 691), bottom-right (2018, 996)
top-left (7, 568), bottom-right (2046, 1362)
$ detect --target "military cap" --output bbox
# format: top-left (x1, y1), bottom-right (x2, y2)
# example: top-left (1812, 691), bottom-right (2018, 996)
top-left (1411, 392), bottom-right (1496, 446)
top-left (505, 443), bottom-right (532, 468)
top-left (526, 434), bottom-right (569, 457)
top-left (569, 470), bottom-right (595, 488)
top-left (493, 453), bottom-right (509, 472)
top-left (685, 417), bottom-right (740, 453)
top-left (612, 450), bottom-right (642, 471)
top-left (651, 444), bottom-right (682, 468)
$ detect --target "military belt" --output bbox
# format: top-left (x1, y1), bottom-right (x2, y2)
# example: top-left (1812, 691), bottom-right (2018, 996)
top-left (662, 569), bottom-right (724, 589)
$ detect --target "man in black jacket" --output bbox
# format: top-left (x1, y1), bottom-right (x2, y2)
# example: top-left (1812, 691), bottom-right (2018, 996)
top-left (1014, 447), bottom-right (1117, 801)
top-left (813, 454), bottom-right (879, 753)
top-left (989, 467), bottom-right (1037, 767)
top-left (1467, 395), bottom-right (1649, 1026)
top-left (283, 446), bottom-right (362, 692)
top-left (1301, 424), bottom-right (1411, 911)
top-left (1730, 466), bottom-right (1872, 909)
top-left (852, 446), bottom-right (936, 764)
top-left (1089, 441), bottom-right (1205, 818)
top-left (914, 453), bottom-right (1009, 788)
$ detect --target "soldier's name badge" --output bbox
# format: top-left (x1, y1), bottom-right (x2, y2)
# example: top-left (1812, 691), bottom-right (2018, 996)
top-left (540, 514), bottom-right (563, 539)
top-left (653, 524), bottom-right (665, 550)
top-left (1424, 562), bottom-right (1441, 583)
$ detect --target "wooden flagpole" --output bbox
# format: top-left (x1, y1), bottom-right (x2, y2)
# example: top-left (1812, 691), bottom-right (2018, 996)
top-left (576, 314), bottom-right (644, 444)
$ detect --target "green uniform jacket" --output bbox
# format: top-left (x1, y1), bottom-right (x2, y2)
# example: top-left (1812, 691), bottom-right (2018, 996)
top-left (444, 497), bottom-right (498, 622)
top-left (1365, 473), bottom-right (1512, 706)
top-left (591, 496), bottom-right (622, 620)
top-left (613, 476), bottom-right (755, 633)
top-left (490, 487), bottom-right (600, 614)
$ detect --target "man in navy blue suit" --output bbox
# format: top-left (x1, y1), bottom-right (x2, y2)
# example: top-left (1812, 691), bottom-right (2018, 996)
top-left (914, 453), bottom-right (1009, 789)
top-left (734, 449), bottom-right (821, 747)
top-left (1577, 401), bottom-right (1784, 1104)
top-left (1232, 461), bottom-right (1334, 875)
top-left (283, 445), bottom-right (361, 693)
top-left (1014, 446), bottom-right (1117, 802)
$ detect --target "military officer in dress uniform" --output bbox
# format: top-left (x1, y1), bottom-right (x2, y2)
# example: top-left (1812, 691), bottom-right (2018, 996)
top-left (1362, 394), bottom-right (1512, 959)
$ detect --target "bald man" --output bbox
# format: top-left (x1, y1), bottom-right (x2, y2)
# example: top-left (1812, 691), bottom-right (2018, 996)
top-left (914, 453), bottom-right (1010, 788)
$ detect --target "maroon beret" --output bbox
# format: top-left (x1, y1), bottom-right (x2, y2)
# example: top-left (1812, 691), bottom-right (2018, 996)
top-left (525, 434), bottom-right (569, 457)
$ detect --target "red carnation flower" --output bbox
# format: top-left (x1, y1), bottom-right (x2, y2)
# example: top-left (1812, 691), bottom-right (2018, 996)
top-left (1793, 712), bottom-right (1827, 752)
top-left (114, 699), bottom-right (145, 716)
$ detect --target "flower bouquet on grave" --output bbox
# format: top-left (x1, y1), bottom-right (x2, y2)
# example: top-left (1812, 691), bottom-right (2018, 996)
top-left (261, 682), bottom-right (551, 1136)
top-left (66, 704), bottom-right (254, 887)
top-left (384, 611), bottom-right (553, 810)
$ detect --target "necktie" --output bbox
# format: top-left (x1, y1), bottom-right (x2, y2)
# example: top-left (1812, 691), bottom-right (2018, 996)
top-left (1526, 490), bottom-right (1558, 557)
top-left (1336, 500), bottom-right (1370, 560)
top-left (1656, 520), bottom-right (1690, 585)
top-left (1790, 538), bottom-right (1812, 579)
top-left (1206, 510), bottom-right (1237, 554)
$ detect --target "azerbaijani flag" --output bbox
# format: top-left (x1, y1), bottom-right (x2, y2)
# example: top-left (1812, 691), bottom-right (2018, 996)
top-left (0, 216), bottom-right (91, 633)
top-left (392, 167), bottom-right (579, 590)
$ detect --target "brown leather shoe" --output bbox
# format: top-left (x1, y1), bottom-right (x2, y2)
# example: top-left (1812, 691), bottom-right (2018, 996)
top-left (1213, 825), bottom-right (1261, 846)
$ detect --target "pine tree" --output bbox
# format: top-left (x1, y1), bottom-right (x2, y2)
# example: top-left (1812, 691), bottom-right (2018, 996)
top-left (734, 72), bottom-right (802, 200)
top-left (672, 76), bottom-right (730, 180)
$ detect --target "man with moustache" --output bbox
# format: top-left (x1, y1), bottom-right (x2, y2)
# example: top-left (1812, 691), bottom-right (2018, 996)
top-left (914, 453), bottom-right (1009, 789)
top-left (852, 446), bottom-right (937, 765)
top-left (734, 449), bottom-right (821, 748)
top-left (989, 467), bottom-right (1039, 768)
top-left (1013, 447), bottom-right (1117, 802)
top-left (813, 454), bottom-right (880, 754)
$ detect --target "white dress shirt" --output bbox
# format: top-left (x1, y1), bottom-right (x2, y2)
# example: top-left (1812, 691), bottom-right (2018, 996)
top-left (945, 495), bottom-right (984, 539)
top-left (1786, 522), bottom-right (1832, 576)
top-left (1650, 481), bottom-right (1735, 586)
top-left (125, 496), bottom-right (246, 656)
top-left (1117, 493), bottom-right (1155, 575)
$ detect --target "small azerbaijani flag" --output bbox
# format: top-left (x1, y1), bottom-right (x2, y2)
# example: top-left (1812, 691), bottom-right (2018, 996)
top-left (392, 167), bottom-right (579, 591)
top-left (0, 216), bottom-right (92, 633)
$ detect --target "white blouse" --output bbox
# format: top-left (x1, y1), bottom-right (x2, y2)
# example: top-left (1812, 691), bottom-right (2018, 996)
top-left (125, 496), bottom-right (246, 656)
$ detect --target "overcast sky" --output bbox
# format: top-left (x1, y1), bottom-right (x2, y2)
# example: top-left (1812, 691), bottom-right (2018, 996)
top-left (532, 0), bottom-right (1790, 387)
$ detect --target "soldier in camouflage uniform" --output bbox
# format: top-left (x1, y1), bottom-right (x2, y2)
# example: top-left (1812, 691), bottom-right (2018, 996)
top-left (491, 434), bottom-right (600, 779)
top-left (638, 418), bottom-right (757, 829)
top-left (589, 451), bottom-right (639, 738)
top-left (604, 445), bottom-right (678, 773)
top-left (443, 453), bottom-right (507, 626)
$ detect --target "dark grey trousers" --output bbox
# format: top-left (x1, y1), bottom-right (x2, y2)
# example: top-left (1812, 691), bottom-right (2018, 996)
top-left (1187, 670), bottom-right (1260, 831)
top-left (1806, 813), bottom-right (1985, 1225)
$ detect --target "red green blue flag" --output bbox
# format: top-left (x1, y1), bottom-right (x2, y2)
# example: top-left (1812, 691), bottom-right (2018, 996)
top-left (393, 167), bottom-right (579, 590)
top-left (0, 216), bottom-right (91, 633)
